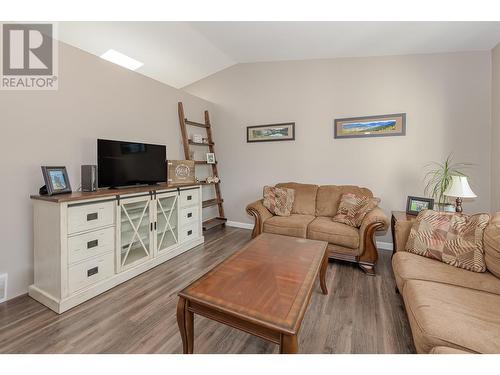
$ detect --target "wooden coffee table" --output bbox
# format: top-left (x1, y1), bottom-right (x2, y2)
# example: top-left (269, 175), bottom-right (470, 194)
top-left (177, 233), bottom-right (328, 354)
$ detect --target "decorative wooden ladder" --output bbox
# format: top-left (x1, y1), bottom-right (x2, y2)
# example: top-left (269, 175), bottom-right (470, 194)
top-left (178, 102), bottom-right (227, 231)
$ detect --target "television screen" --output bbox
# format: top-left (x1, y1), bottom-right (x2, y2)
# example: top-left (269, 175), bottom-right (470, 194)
top-left (97, 139), bottom-right (166, 188)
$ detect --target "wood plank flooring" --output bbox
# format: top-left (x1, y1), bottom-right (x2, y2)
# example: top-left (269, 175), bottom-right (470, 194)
top-left (0, 227), bottom-right (415, 354)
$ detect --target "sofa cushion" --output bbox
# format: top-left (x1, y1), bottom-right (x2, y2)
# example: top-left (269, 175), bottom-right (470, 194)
top-left (315, 185), bottom-right (373, 217)
top-left (405, 210), bottom-right (490, 273)
top-left (484, 212), bottom-right (500, 278)
top-left (262, 185), bottom-right (295, 216)
top-left (332, 193), bottom-right (380, 228)
top-left (263, 214), bottom-right (315, 238)
top-left (429, 346), bottom-right (472, 354)
top-left (403, 280), bottom-right (500, 354)
top-left (392, 251), bottom-right (500, 295)
top-left (307, 217), bottom-right (359, 249)
top-left (275, 182), bottom-right (318, 215)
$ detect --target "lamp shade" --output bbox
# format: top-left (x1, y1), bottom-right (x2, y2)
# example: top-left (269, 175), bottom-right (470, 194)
top-left (443, 176), bottom-right (477, 198)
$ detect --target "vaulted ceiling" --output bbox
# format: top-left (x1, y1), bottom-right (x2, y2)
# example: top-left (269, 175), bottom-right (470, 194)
top-left (59, 22), bottom-right (500, 88)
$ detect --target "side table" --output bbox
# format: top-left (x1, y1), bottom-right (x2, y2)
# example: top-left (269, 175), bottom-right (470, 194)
top-left (391, 211), bottom-right (417, 255)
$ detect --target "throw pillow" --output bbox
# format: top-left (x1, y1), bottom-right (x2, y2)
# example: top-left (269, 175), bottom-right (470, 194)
top-left (405, 209), bottom-right (490, 273)
top-left (263, 186), bottom-right (295, 217)
top-left (332, 193), bottom-right (380, 227)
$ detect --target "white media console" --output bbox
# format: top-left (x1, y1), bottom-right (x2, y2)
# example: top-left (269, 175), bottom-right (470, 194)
top-left (29, 183), bottom-right (203, 313)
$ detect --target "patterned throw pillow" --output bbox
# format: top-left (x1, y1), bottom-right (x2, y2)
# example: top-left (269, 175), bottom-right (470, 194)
top-left (332, 193), bottom-right (380, 227)
top-left (405, 210), bottom-right (490, 273)
top-left (263, 186), bottom-right (295, 217)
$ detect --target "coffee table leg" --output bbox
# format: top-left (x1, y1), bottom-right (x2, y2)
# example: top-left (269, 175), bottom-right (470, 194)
top-left (319, 253), bottom-right (328, 295)
top-left (177, 296), bottom-right (194, 354)
top-left (280, 334), bottom-right (298, 354)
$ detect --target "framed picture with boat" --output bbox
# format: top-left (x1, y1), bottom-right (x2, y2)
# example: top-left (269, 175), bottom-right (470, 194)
top-left (334, 113), bottom-right (406, 139)
top-left (247, 122), bottom-right (295, 143)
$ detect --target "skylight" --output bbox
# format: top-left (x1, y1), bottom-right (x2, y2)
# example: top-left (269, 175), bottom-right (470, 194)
top-left (100, 49), bottom-right (143, 71)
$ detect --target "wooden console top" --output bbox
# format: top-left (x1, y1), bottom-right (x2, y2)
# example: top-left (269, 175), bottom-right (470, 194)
top-left (30, 182), bottom-right (201, 203)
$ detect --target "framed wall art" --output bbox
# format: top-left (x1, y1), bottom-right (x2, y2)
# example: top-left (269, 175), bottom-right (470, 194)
top-left (247, 122), bottom-right (295, 143)
top-left (334, 113), bottom-right (406, 139)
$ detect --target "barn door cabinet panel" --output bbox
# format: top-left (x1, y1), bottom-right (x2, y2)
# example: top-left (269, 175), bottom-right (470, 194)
top-left (29, 184), bottom-right (203, 313)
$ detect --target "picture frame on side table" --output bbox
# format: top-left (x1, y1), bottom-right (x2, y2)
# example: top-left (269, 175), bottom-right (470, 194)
top-left (41, 166), bottom-right (72, 196)
top-left (406, 196), bottom-right (434, 216)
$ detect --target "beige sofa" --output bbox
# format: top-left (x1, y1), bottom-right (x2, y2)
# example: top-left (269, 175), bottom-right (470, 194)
top-left (392, 212), bottom-right (500, 354)
top-left (246, 182), bottom-right (389, 275)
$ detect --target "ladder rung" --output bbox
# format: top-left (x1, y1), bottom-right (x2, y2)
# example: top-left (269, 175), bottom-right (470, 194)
top-left (195, 160), bottom-right (217, 165)
top-left (202, 198), bottom-right (224, 208)
top-left (189, 140), bottom-right (214, 146)
top-left (203, 217), bottom-right (227, 231)
top-left (200, 181), bottom-right (220, 185)
top-left (185, 119), bottom-right (209, 128)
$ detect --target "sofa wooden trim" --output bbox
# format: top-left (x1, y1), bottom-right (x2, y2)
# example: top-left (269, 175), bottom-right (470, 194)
top-left (357, 221), bottom-right (385, 275)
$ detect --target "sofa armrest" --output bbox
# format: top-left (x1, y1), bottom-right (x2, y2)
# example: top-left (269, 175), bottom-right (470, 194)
top-left (357, 207), bottom-right (390, 272)
top-left (394, 220), bottom-right (414, 253)
top-left (246, 199), bottom-right (274, 238)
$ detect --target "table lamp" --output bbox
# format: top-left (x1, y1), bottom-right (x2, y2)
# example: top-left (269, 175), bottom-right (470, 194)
top-left (443, 175), bottom-right (477, 213)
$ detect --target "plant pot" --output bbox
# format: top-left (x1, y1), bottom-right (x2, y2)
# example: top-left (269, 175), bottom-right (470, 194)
top-left (434, 203), bottom-right (456, 212)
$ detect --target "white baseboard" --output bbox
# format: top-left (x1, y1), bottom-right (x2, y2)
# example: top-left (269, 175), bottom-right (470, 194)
top-left (226, 221), bottom-right (254, 230)
top-left (376, 241), bottom-right (394, 251)
top-left (226, 221), bottom-right (394, 251)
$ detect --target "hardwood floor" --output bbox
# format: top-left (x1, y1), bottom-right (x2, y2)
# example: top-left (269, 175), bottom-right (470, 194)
top-left (0, 227), bottom-right (415, 354)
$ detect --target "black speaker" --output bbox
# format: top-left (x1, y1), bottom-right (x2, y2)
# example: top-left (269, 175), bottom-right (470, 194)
top-left (81, 165), bottom-right (97, 192)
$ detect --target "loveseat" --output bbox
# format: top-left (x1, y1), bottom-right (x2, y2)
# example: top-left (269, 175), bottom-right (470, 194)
top-left (246, 182), bottom-right (389, 275)
top-left (392, 212), bottom-right (500, 354)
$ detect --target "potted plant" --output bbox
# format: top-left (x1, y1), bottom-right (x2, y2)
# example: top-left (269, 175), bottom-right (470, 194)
top-left (423, 154), bottom-right (472, 212)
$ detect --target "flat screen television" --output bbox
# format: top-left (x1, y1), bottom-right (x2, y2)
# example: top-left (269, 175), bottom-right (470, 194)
top-left (97, 139), bottom-right (166, 188)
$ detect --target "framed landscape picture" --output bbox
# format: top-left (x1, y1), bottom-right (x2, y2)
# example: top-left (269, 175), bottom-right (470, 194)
top-left (334, 113), bottom-right (406, 139)
top-left (247, 122), bottom-right (295, 143)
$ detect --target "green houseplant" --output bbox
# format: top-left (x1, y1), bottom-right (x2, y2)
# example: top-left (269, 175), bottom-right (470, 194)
top-left (424, 154), bottom-right (472, 210)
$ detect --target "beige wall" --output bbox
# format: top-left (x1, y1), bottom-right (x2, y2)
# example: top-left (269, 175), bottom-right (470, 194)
top-left (0, 42), bottom-right (215, 300)
top-left (185, 52), bottom-right (492, 243)
top-left (492, 43), bottom-right (500, 212)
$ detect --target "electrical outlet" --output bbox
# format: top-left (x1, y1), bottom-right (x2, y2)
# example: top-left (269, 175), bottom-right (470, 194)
top-left (0, 273), bottom-right (7, 303)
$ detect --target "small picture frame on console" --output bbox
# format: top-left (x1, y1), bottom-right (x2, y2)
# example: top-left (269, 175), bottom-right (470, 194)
top-left (41, 166), bottom-right (72, 196)
top-left (406, 196), bottom-right (434, 216)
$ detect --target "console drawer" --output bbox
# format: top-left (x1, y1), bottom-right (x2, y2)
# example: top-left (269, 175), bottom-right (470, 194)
top-left (179, 189), bottom-right (199, 207)
top-left (68, 227), bottom-right (115, 265)
top-left (179, 223), bottom-right (200, 243)
top-left (180, 206), bottom-right (199, 225)
top-left (68, 201), bottom-right (115, 234)
top-left (68, 252), bottom-right (114, 293)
